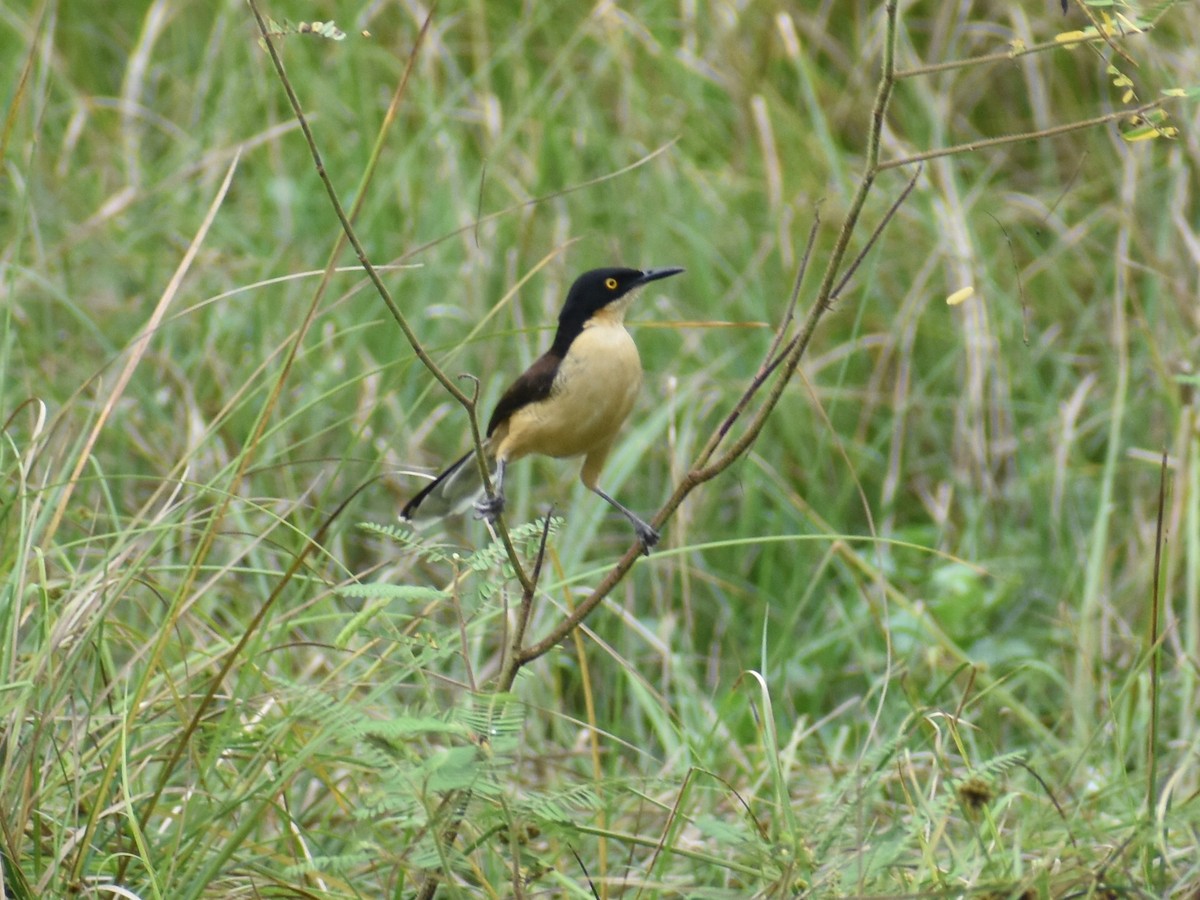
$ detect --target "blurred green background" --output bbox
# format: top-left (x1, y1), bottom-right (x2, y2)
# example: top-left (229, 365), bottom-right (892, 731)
top-left (3, 0), bottom-right (1199, 896)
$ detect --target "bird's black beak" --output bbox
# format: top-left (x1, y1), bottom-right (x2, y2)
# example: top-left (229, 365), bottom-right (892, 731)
top-left (634, 267), bottom-right (685, 286)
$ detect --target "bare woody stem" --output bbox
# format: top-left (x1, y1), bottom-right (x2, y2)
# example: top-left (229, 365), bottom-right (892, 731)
top-left (248, 4), bottom-right (466, 409)
top-left (246, 1), bottom-right (536, 593)
top-left (893, 24), bottom-right (1143, 80)
top-left (504, 1), bottom-right (1185, 680)
top-left (502, 0), bottom-right (903, 683)
top-left (878, 97), bottom-right (1172, 171)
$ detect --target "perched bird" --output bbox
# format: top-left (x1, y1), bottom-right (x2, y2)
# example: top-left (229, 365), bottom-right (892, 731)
top-left (401, 266), bottom-right (684, 554)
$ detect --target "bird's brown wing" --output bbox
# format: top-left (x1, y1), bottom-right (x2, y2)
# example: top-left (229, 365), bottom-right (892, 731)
top-left (486, 352), bottom-right (562, 436)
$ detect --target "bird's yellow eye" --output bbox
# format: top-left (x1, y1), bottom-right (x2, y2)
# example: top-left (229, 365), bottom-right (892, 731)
top-left (604, 277), bottom-right (619, 290)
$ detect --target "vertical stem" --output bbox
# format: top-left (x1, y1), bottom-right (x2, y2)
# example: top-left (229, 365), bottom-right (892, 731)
top-left (1147, 450), bottom-right (1166, 818)
top-left (1073, 158), bottom-right (1134, 744)
top-left (1183, 417), bottom-right (1199, 748)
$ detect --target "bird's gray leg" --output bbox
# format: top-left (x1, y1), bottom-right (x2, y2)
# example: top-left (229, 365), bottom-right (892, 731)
top-left (592, 486), bottom-right (660, 555)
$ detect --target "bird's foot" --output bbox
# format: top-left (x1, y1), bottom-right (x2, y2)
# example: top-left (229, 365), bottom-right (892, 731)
top-left (633, 521), bottom-right (660, 556)
top-left (474, 492), bottom-right (505, 524)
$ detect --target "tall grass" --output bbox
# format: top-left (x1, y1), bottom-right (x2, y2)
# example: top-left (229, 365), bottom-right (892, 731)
top-left (3, 0), bottom-right (1199, 896)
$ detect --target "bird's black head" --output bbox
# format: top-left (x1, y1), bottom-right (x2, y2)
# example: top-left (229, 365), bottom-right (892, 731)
top-left (552, 266), bottom-right (684, 354)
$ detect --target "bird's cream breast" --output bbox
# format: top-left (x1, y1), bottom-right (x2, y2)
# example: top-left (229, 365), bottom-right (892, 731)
top-left (498, 323), bottom-right (642, 461)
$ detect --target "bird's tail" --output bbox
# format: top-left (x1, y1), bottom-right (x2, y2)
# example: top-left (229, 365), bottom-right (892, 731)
top-left (401, 446), bottom-right (493, 524)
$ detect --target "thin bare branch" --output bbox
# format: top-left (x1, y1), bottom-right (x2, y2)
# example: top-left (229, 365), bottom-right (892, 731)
top-left (696, 262), bottom-right (807, 468)
top-left (764, 206), bottom-right (821, 366)
top-left (878, 98), bottom-right (1172, 171)
top-left (246, 0), bottom-right (539, 592)
top-left (689, 208), bottom-right (821, 469)
top-left (1073, 0), bottom-right (1138, 68)
top-left (894, 24), bottom-right (1148, 80)
top-left (512, 0), bottom-right (904, 673)
top-left (500, 508), bottom-right (556, 686)
top-left (248, 2), bottom-right (468, 407)
top-left (832, 164), bottom-right (922, 302)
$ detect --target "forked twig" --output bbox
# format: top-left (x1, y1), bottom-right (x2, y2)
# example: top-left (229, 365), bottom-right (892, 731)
top-left (697, 212), bottom-right (820, 467)
top-left (502, 0), bottom-right (905, 681)
top-left (245, 0), bottom-right (539, 592)
top-left (894, 20), bottom-right (1145, 81)
top-left (878, 97), bottom-right (1173, 171)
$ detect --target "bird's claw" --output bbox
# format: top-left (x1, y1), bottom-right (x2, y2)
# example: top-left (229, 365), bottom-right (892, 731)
top-left (635, 523), bottom-right (660, 556)
top-left (474, 493), bottom-right (505, 524)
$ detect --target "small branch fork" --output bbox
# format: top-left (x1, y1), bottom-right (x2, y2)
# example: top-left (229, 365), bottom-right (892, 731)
top-left (497, 0), bottom-right (907, 688)
top-left (246, 0), bottom-right (908, 691)
top-left (409, 8), bottom-right (908, 891)
top-left (249, 0), bottom-right (1187, 688)
top-left (244, 2), bottom-right (1179, 895)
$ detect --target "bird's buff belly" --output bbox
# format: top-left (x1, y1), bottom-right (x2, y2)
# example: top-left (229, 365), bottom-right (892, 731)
top-left (497, 328), bottom-right (642, 461)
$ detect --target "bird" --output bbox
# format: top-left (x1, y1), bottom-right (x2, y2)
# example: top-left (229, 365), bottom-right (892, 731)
top-left (401, 266), bottom-right (684, 554)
